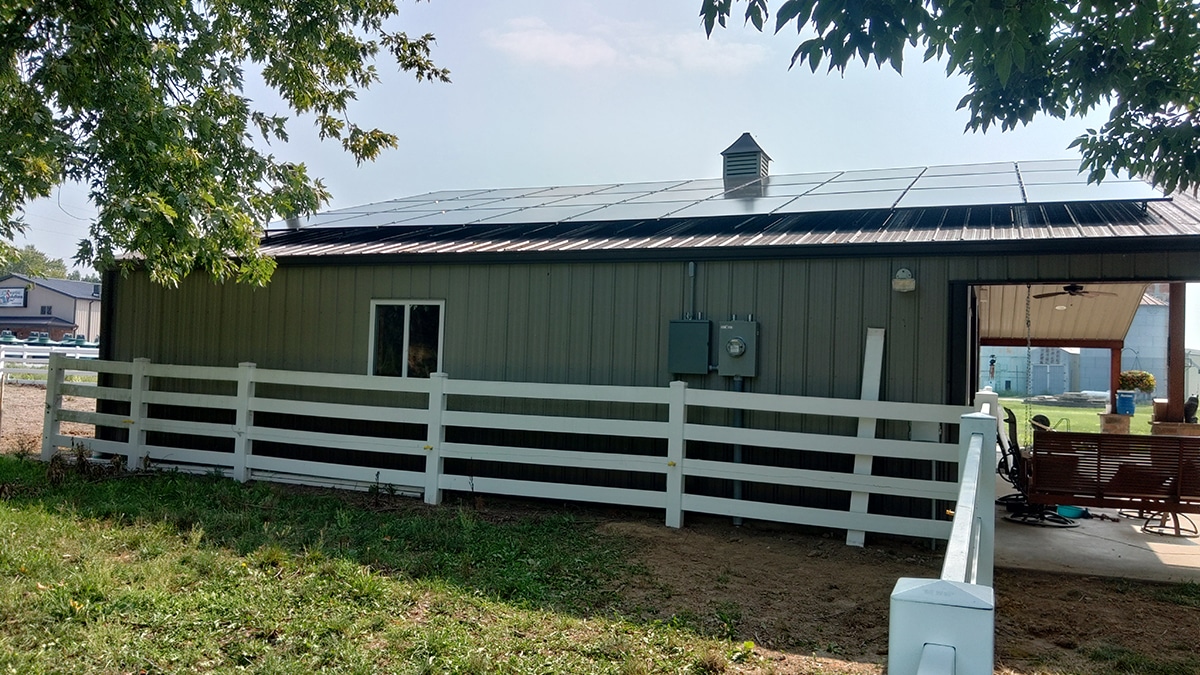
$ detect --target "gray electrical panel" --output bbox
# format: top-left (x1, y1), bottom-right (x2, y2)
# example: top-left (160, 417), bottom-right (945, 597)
top-left (668, 320), bottom-right (711, 375)
top-left (718, 320), bottom-right (758, 377)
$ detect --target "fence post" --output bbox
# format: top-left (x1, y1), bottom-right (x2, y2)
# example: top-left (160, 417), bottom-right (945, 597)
top-left (889, 577), bottom-right (994, 675)
top-left (959, 411), bottom-right (997, 588)
top-left (40, 353), bottom-right (66, 461)
top-left (424, 372), bottom-right (448, 505)
top-left (973, 387), bottom-right (1000, 423)
top-left (232, 362), bottom-right (256, 482)
top-left (665, 380), bottom-right (687, 528)
top-left (127, 358), bottom-right (151, 469)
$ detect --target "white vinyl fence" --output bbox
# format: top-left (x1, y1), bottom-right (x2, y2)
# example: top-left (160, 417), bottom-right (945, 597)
top-left (888, 390), bottom-right (999, 675)
top-left (1, 346), bottom-right (98, 384)
top-left (41, 355), bottom-right (984, 539)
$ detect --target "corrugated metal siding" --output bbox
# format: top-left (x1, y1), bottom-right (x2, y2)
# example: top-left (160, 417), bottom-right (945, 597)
top-left (105, 248), bottom-right (1200, 521)
top-left (110, 250), bottom-right (1199, 399)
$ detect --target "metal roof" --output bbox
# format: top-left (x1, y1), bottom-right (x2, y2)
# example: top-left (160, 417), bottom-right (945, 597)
top-left (722, 132), bottom-right (771, 160)
top-left (0, 274), bottom-right (100, 299)
top-left (259, 160), bottom-right (1200, 261)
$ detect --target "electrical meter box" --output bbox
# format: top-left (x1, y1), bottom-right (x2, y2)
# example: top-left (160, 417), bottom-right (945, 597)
top-left (667, 320), bottom-right (711, 375)
top-left (718, 320), bottom-right (758, 377)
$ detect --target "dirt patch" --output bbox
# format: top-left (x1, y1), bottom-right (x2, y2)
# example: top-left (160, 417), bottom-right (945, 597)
top-left (0, 382), bottom-right (95, 455)
top-left (5, 382), bottom-right (1196, 674)
top-left (598, 515), bottom-right (1200, 674)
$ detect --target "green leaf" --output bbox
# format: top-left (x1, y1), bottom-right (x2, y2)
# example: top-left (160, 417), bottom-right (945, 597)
top-left (0, 0), bottom-right (450, 285)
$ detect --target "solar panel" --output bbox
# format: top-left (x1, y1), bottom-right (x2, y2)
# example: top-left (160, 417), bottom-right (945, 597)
top-left (775, 190), bottom-right (904, 213)
top-left (407, 189), bottom-right (493, 201)
top-left (279, 157), bottom-right (1166, 231)
top-left (320, 200), bottom-right (422, 215)
top-left (475, 204), bottom-right (607, 224)
top-left (539, 192), bottom-right (635, 207)
top-left (923, 162), bottom-right (1014, 177)
top-left (624, 188), bottom-right (726, 203)
top-left (911, 172), bottom-right (1020, 189)
top-left (760, 183), bottom-right (822, 198)
top-left (569, 201), bottom-right (693, 221)
top-left (391, 208), bottom-right (524, 226)
top-left (1025, 181), bottom-right (1165, 203)
top-left (896, 185), bottom-right (1025, 209)
top-left (808, 177), bottom-right (917, 195)
top-left (482, 195), bottom-right (573, 208)
top-left (1017, 159), bottom-right (1082, 173)
top-left (831, 167), bottom-right (924, 182)
top-left (670, 178), bottom-right (729, 190)
top-left (765, 171), bottom-right (842, 186)
top-left (594, 180), bottom-right (690, 194)
top-left (533, 185), bottom-right (618, 197)
top-left (1018, 169), bottom-right (1086, 185)
top-left (469, 187), bottom-right (552, 199)
top-left (670, 196), bottom-right (799, 219)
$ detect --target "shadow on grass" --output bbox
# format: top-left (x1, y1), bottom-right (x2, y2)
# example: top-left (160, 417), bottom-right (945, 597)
top-left (1, 455), bottom-right (636, 619)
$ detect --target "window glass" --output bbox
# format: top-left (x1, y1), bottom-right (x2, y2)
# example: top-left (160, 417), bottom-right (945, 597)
top-left (373, 305), bottom-right (406, 377)
top-left (371, 301), bottom-right (442, 377)
top-left (407, 304), bottom-right (440, 378)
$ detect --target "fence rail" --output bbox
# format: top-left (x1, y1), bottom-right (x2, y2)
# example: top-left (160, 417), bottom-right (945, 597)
top-left (41, 355), bottom-right (981, 539)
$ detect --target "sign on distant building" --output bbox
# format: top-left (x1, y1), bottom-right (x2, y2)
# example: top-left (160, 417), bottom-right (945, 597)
top-left (0, 288), bottom-right (26, 308)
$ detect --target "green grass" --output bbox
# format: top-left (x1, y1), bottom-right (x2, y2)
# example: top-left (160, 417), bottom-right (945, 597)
top-left (999, 399), bottom-right (1154, 446)
top-left (1086, 644), bottom-right (1200, 675)
top-left (0, 456), bottom-right (762, 674)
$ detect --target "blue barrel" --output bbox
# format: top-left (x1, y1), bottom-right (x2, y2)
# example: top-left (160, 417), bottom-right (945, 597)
top-left (1115, 391), bottom-right (1136, 415)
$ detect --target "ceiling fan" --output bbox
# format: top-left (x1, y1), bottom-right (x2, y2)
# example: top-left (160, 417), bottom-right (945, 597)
top-left (1032, 283), bottom-right (1118, 299)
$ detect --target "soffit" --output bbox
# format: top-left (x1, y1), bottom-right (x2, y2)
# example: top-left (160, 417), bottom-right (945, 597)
top-left (977, 283), bottom-right (1149, 343)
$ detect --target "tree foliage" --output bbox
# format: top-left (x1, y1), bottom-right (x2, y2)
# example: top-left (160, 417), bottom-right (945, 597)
top-left (701, 0), bottom-right (1200, 193)
top-left (0, 244), bottom-right (67, 278)
top-left (0, 0), bottom-right (448, 285)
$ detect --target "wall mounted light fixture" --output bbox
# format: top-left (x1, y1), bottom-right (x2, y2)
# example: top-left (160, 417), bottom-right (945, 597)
top-left (892, 268), bottom-right (916, 293)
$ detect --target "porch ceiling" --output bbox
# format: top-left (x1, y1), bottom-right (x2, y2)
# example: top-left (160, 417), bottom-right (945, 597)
top-left (977, 283), bottom-right (1149, 345)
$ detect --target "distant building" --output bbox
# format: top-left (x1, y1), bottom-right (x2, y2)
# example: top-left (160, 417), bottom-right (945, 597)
top-left (979, 289), bottom-right (1169, 397)
top-left (0, 273), bottom-right (101, 341)
top-left (980, 346), bottom-right (1077, 396)
top-left (1078, 289), bottom-right (1168, 396)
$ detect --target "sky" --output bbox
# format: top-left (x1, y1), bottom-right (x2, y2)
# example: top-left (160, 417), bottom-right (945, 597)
top-left (14, 0), bottom-right (1200, 346)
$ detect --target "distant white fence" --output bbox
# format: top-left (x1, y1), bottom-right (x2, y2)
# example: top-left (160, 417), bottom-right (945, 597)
top-left (1, 346), bottom-right (98, 384)
top-left (888, 390), bottom-right (999, 675)
top-left (40, 355), bottom-right (984, 539)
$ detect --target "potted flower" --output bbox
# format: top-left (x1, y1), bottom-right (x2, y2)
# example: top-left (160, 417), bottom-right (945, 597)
top-left (1118, 370), bottom-right (1156, 394)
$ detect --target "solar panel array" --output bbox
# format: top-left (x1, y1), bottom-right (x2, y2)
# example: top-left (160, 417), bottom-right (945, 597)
top-left (275, 159), bottom-right (1166, 230)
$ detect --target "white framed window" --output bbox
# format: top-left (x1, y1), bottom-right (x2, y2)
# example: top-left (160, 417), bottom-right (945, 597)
top-left (368, 300), bottom-right (444, 377)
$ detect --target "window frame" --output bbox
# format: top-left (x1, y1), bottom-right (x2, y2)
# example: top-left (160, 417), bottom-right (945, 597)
top-left (367, 299), bottom-right (445, 377)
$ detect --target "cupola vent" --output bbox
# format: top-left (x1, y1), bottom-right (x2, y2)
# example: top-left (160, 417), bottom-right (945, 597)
top-left (721, 132), bottom-right (770, 195)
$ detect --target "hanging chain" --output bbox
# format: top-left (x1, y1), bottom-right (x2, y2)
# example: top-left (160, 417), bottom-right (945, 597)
top-left (1024, 284), bottom-right (1034, 447)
